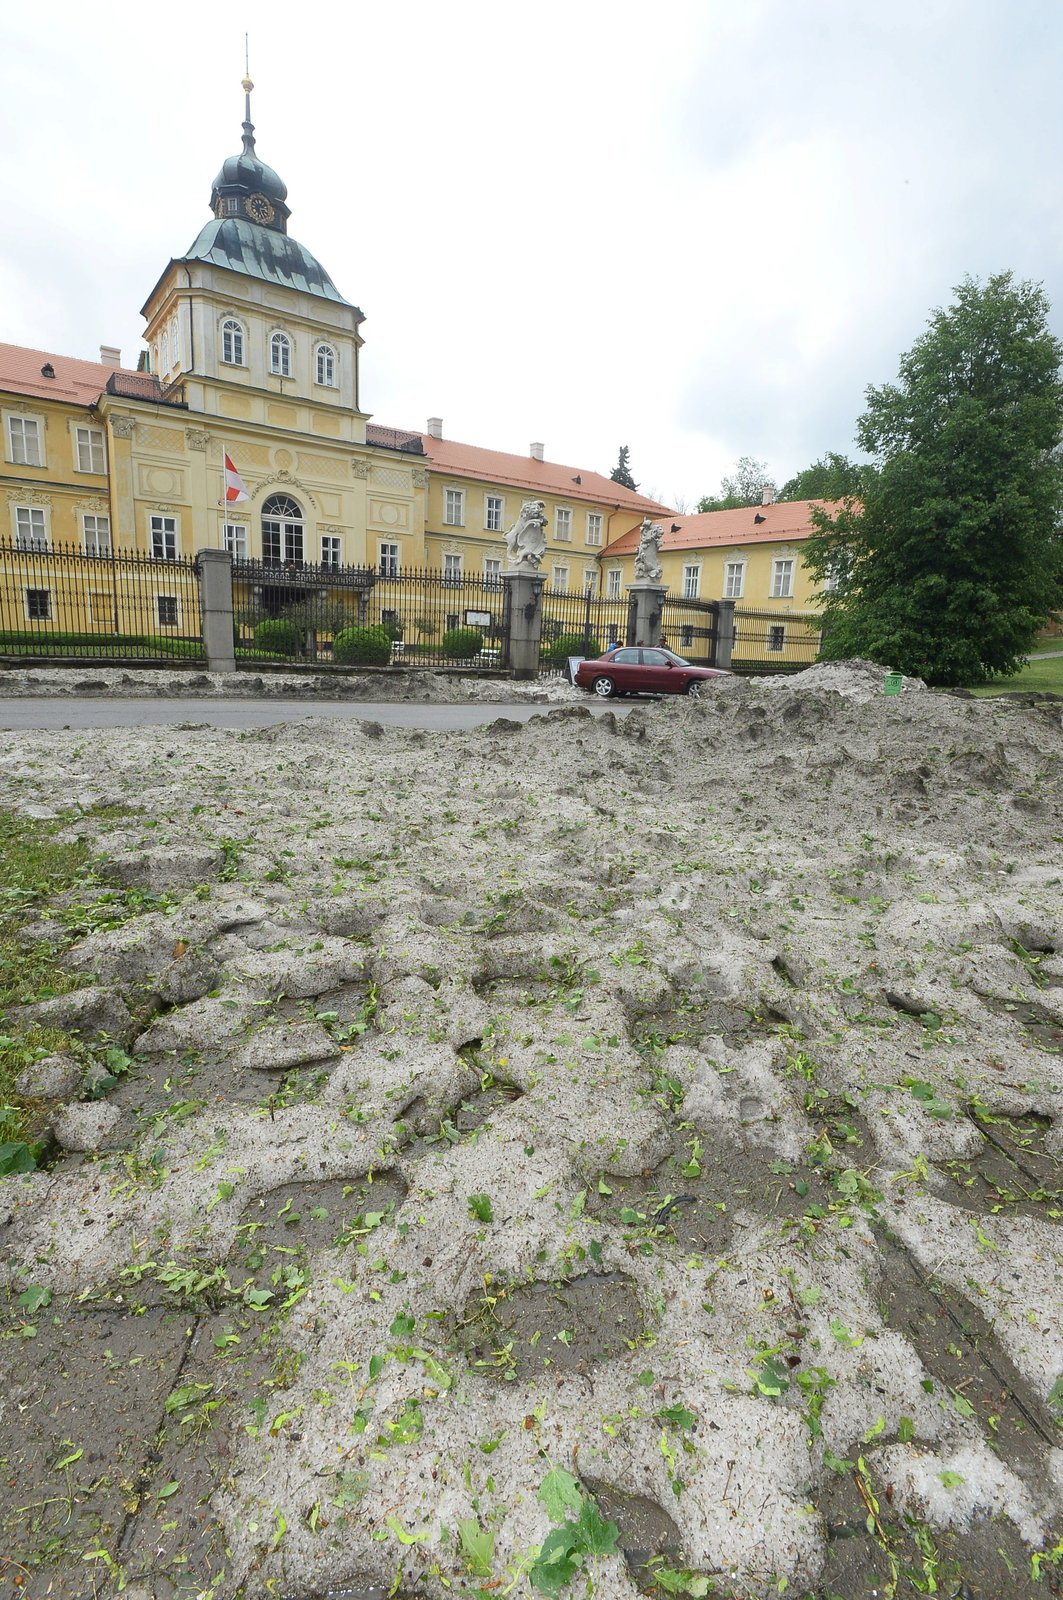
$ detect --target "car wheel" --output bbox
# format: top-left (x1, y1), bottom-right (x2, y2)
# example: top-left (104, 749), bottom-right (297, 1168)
top-left (593, 675), bottom-right (617, 699)
top-left (685, 678), bottom-right (705, 698)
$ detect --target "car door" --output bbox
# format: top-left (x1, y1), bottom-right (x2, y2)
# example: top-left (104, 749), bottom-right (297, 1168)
top-left (607, 647), bottom-right (641, 690)
top-left (639, 648), bottom-right (677, 693)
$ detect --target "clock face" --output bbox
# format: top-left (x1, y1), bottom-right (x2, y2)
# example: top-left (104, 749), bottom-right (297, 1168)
top-left (245, 193), bottom-right (275, 224)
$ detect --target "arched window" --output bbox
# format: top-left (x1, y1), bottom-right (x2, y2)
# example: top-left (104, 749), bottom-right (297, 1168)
top-left (315, 343), bottom-right (336, 387)
top-left (261, 492), bottom-right (303, 566)
top-left (160, 330), bottom-right (170, 373)
top-left (221, 318), bottom-right (244, 365)
top-left (170, 318), bottom-right (180, 371)
top-left (270, 331), bottom-right (292, 377)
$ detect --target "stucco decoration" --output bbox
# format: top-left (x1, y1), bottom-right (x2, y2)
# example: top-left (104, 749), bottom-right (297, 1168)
top-left (503, 499), bottom-right (548, 570)
top-left (634, 518), bottom-right (664, 582)
top-left (109, 416), bottom-right (137, 440)
top-left (137, 425), bottom-right (185, 453)
top-left (350, 459), bottom-right (370, 479)
top-left (251, 471), bottom-right (318, 509)
top-left (185, 428), bottom-right (210, 452)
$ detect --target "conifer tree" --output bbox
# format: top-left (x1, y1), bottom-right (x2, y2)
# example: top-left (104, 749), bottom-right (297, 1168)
top-left (609, 445), bottom-right (638, 491)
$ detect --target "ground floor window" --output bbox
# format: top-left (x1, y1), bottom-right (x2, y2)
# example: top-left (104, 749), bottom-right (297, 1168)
top-left (379, 542), bottom-right (400, 576)
top-left (766, 624), bottom-right (786, 652)
top-left (606, 569), bottom-right (622, 598)
top-left (25, 587), bottom-right (51, 620)
top-left (321, 536), bottom-right (342, 568)
top-left (157, 595), bottom-right (179, 626)
top-left (443, 553), bottom-right (462, 582)
top-left (681, 625), bottom-right (694, 648)
top-left (14, 506), bottom-right (48, 551)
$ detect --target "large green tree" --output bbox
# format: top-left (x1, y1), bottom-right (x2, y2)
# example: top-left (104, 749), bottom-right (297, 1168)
top-left (697, 455), bottom-right (772, 512)
top-left (804, 273), bottom-right (1063, 685)
top-left (779, 451), bottom-right (873, 502)
top-left (609, 445), bottom-right (639, 491)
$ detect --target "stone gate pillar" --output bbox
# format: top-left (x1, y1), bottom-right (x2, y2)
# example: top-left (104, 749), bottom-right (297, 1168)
top-left (501, 569), bottom-right (546, 679)
top-left (197, 548), bottom-right (236, 674)
top-left (626, 582), bottom-right (667, 648)
top-left (715, 599), bottom-right (736, 669)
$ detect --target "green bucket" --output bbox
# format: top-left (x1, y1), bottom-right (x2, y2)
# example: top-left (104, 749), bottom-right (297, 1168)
top-left (884, 671), bottom-right (903, 696)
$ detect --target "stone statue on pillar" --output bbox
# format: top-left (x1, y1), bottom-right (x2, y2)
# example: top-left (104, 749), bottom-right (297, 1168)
top-left (634, 519), bottom-right (664, 582)
top-left (503, 499), bottom-right (548, 570)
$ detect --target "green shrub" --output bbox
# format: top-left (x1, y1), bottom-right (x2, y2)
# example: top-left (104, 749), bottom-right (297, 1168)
top-left (253, 618), bottom-right (301, 657)
top-left (378, 617), bottom-right (405, 642)
top-left (332, 625), bottom-right (392, 666)
top-left (441, 626), bottom-right (484, 660)
top-left (543, 631), bottom-right (601, 662)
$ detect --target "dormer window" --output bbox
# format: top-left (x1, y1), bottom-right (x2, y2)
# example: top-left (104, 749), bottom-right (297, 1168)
top-left (315, 344), bottom-right (336, 387)
top-left (219, 196), bottom-right (240, 216)
top-left (221, 318), bottom-right (245, 366)
top-left (270, 331), bottom-right (291, 377)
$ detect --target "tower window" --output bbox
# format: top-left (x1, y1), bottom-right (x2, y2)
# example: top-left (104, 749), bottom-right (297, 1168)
top-left (315, 344), bottom-right (336, 387)
top-left (270, 332), bottom-right (292, 377)
top-left (221, 319), bottom-right (245, 366)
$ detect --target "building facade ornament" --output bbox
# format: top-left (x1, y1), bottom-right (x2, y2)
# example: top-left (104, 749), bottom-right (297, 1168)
top-left (109, 416), bottom-right (137, 439)
top-left (251, 470), bottom-right (318, 509)
top-left (185, 427), bottom-right (210, 451)
top-left (350, 458), bottom-right (370, 479)
top-left (6, 488), bottom-right (52, 506)
top-left (411, 467), bottom-right (427, 489)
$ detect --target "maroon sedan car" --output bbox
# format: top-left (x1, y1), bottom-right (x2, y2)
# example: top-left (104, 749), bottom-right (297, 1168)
top-left (574, 646), bottom-right (730, 699)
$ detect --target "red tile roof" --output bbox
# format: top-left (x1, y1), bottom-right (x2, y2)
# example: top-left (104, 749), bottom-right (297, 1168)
top-left (0, 342), bottom-right (133, 406)
top-left (402, 430), bottom-right (671, 513)
top-left (605, 498), bottom-right (839, 556)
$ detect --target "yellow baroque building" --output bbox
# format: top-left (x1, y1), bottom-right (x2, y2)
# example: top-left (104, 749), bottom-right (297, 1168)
top-left (0, 85), bottom-right (666, 638)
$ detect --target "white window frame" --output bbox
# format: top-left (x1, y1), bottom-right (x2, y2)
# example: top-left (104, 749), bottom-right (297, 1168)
top-left (160, 330), bottom-right (170, 373)
top-left (770, 557), bottom-right (795, 599)
top-left (378, 541), bottom-right (400, 576)
top-left (7, 413), bottom-right (44, 467)
top-left (484, 494), bottom-right (504, 533)
top-left (170, 318), bottom-right (181, 372)
top-left (443, 487), bottom-right (465, 526)
top-left (315, 344), bottom-right (337, 387)
top-left (766, 624), bottom-right (786, 652)
top-left (24, 586), bottom-right (51, 622)
top-left (156, 594), bottom-right (180, 628)
top-left (724, 560), bottom-right (746, 600)
top-left (551, 564), bottom-right (569, 592)
top-left (682, 564), bottom-right (701, 600)
top-left (321, 535), bottom-right (342, 568)
top-left (583, 568), bottom-right (597, 594)
top-left (484, 556), bottom-right (502, 582)
top-left (586, 512), bottom-right (603, 547)
top-left (221, 318), bottom-right (245, 366)
top-left (150, 514), bottom-right (178, 561)
top-left (555, 507), bottom-right (572, 542)
top-left (443, 552), bottom-right (463, 581)
top-left (223, 522), bottom-right (248, 558)
top-left (13, 505), bottom-right (49, 551)
top-left (606, 568), bottom-right (622, 599)
top-left (73, 425), bottom-right (106, 474)
top-left (82, 512), bottom-right (111, 556)
top-left (270, 331), bottom-right (292, 377)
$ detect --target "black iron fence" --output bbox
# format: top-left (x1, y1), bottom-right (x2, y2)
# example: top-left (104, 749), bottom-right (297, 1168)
top-left (731, 606), bottom-right (822, 673)
top-left (232, 559), bottom-right (508, 669)
top-left (661, 596), bottom-right (719, 665)
top-left (0, 541), bottom-right (204, 662)
top-left (538, 587), bottom-right (633, 676)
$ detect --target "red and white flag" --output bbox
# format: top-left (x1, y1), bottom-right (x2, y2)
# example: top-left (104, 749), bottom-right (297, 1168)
top-left (224, 452), bottom-right (250, 503)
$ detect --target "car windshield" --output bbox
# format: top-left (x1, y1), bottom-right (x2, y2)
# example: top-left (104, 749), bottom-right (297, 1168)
top-left (660, 649), bottom-right (692, 666)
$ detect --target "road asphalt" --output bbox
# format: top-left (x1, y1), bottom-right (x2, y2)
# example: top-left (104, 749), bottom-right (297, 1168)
top-left (0, 697), bottom-right (617, 732)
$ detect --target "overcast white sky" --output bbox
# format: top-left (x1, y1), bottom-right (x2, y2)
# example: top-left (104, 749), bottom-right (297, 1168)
top-left (2, 0), bottom-right (1061, 507)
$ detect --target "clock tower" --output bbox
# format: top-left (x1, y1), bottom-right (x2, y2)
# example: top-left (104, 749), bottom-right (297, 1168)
top-left (209, 76), bottom-right (291, 233)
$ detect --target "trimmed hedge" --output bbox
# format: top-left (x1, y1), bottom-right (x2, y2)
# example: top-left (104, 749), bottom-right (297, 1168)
top-left (253, 618), bottom-right (302, 657)
top-left (0, 631), bottom-right (202, 658)
top-left (543, 631), bottom-right (602, 663)
top-left (332, 624), bottom-right (392, 666)
top-left (441, 626), bottom-right (484, 660)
